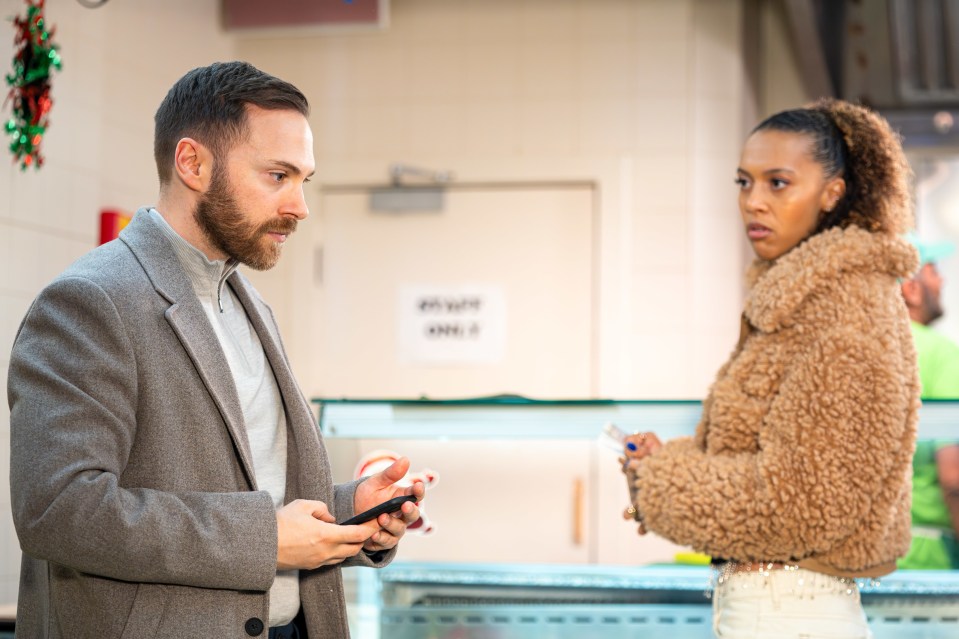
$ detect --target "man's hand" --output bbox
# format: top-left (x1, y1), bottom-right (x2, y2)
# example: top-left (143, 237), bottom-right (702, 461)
top-left (276, 499), bottom-right (375, 570)
top-left (352, 457), bottom-right (426, 553)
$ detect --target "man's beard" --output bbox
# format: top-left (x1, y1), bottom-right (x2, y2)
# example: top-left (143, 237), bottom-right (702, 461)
top-left (921, 283), bottom-right (944, 325)
top-left (193, 168), bottom-right (296, 271)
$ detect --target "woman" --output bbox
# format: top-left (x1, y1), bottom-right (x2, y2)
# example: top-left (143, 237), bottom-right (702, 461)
top-left (622, 99), bottom-right (920, 638)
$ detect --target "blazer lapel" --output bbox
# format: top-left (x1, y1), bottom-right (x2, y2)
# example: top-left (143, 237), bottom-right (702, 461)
top-left (228, 273), bottom-right (333, 500)
top-left (119, 209), bottom-right (258, 490)
top-left (164, 304), bottom-right (258, 490)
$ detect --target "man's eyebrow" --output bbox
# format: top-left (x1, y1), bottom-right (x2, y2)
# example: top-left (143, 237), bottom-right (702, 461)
top-left (270, 160), bottom-right (315, 178)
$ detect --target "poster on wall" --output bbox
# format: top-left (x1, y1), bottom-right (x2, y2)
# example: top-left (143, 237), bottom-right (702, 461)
top-left (397, 285), bottom-right (507, 365)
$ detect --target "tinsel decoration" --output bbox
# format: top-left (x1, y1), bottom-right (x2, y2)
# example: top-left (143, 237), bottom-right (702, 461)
top-left (4, 0), bottom-right (61, 170)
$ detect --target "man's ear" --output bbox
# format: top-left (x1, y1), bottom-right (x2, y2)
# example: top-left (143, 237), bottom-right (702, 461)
top-left (901, 278), bottom-right (922, 309)
top-left (172, 138), bottom-right (213, 193)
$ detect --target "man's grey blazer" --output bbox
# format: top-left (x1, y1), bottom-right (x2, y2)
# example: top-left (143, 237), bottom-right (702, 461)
top-left (7, 209), bottom-right (389, 638)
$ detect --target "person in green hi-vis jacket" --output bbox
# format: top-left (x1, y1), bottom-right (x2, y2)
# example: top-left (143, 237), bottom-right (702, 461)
top-left (899, 231), bottom-right (959, 570)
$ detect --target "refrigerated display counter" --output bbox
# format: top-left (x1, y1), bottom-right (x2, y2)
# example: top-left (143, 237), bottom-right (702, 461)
top-left (362, 561), bottom-right (959, 639)
top-left (316, 397), bottom-right (959, 638)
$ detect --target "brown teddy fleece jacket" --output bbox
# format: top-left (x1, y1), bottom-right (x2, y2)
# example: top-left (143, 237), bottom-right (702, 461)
top-left (635, 225), bottom-right (920, 577)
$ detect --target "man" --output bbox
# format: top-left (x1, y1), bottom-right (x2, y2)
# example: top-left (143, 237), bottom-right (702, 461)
top-left (8, 61), bottom-right (424, 638)
top-left (899, 231), bottom-right (959, 570)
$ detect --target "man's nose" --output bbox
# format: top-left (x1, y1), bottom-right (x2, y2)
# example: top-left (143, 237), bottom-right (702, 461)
top-left (285, 187), bottom-right (309, 220)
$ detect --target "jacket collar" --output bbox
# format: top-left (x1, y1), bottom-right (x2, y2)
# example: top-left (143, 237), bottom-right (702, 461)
top-left (119, 208), bottom-right (198, 306)
top-left (119, 208), bottom-right (258, 490)
top-left (118, 208), bottom-right (329, 498)
top-left (743, 226), bottom-right (918, 333)
top-left (229, 277), bottom-right (333, 499)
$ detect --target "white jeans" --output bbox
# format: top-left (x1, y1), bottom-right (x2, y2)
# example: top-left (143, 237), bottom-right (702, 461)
top-left (712, 567), bottom-right (873, 639)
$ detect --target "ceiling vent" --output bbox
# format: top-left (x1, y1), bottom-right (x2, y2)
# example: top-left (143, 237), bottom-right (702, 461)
top-left (222, 0), bottom-right (388, 34)
top-left (784, 0), bottom-right (959, 146)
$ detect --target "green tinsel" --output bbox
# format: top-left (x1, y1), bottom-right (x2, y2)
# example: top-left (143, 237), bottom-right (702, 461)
top-left (5, 0), bottom-right (61, 170)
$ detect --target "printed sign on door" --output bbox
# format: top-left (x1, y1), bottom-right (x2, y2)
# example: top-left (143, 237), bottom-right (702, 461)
top-left (397, 285), bottom-right (507, 365)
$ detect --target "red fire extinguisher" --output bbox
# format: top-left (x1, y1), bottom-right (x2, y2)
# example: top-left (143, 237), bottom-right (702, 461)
top-left (99, 209), bottom-right (132, 245)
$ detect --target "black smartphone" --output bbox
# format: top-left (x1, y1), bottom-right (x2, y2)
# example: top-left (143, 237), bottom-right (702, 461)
top-left (338, 494), bottom-right (418, 526)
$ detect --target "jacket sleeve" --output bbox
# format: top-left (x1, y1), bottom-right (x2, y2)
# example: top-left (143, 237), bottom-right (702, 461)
top-left (8, 276), bottom-right (279, 592)
top-left (635, 329), bottom-right (916, 562)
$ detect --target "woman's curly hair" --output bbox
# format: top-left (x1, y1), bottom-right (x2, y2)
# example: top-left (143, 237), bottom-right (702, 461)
top-left (752, 98), bottom-right (913, 236)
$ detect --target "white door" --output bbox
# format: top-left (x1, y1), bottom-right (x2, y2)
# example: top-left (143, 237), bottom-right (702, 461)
top-left (288, 184), bottom-right (596, 400)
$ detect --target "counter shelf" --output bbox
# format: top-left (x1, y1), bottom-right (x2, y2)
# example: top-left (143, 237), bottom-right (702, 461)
top-left (314, 396), bottom-right (959, 440)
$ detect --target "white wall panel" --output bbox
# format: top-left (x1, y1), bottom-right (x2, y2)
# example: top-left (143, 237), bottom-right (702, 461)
top-left (0, 0), bottom-right (235, 611)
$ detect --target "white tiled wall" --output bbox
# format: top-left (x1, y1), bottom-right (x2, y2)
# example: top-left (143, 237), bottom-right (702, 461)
top-left (236, 0), bottom-right (755, 401)
top-left (0, 0), bottom-right (234, 608)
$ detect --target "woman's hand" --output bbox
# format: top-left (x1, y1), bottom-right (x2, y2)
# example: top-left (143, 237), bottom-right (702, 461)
top-left (624, 432), bottom-right (662, 460)
top-left (619, 431), bottom-right (661, 536)
top-left (622, 504), bottom-right (648, 536)
top-left (619, 431), bottom-right (662, 484)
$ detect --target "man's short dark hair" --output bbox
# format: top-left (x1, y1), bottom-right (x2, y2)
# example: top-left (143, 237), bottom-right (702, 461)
top-left (153, 61), bottom-right (310, 184)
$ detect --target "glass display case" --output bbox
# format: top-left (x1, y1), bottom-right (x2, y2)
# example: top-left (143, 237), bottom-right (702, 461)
top-left (315, 397), bottom-right (959, 639)
top-left (316, 396), bottom-right (959, 441)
